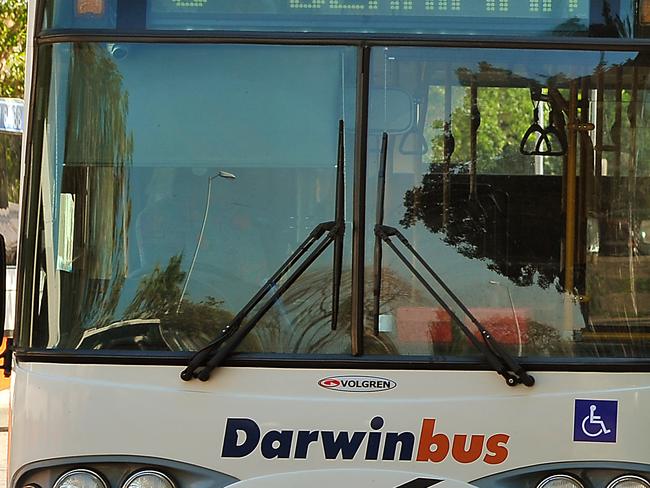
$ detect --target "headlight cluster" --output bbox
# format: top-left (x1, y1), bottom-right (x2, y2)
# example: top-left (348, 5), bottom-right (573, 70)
top-left (608, 476), bottom-right (650, 488)
top-left (538, 475), bottom-right (585, 488)
top-left (53, 470), bottom-right (175, 488)
top-left (537, 474), bottom-right (650, 488)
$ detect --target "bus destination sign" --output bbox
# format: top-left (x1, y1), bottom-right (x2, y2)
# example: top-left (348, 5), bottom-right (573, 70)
top-left (150, 0), bottom-right (589, 22)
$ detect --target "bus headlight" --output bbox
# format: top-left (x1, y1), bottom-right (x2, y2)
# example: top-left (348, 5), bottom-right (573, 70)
top-left (537, 474), bottom-right (585, 488)
top-left (123, 471), bottom-right (176, 488)
top-left (607, 476), bottom-right (650, 488)
top-left (54, 470), bottom-right (107, 488)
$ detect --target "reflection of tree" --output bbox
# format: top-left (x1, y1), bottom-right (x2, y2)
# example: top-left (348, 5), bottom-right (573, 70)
top-left (406, 63), bottom-right (565, 290)
top-left (122, 254), bottom-right (235, 351)
top-left (125, 255), bottom-right (185, 318)
top-left (60, 43), bottom-right (134, 343)
top-left (238, 268), bottom-right (410, 355)
top-left (427, 70), bottom-right (533, 175)
top-left (89, 262), bottom-right (403, 354)
top-left (401, 170), bottom-right (562, 289)
top-left (590, 1), bottom-right (632, 38)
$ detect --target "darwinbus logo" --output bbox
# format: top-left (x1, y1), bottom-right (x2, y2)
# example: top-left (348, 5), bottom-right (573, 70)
top-left (318, 376), bottom-right (397, 392)
top-left (221, 416), bottom-right (510, 465)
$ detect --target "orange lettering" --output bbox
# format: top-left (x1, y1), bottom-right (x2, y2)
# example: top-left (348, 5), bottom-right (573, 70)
top-left (483, 434), bottom-right (510, 465)
top-left (451, 434), bottom-right (485, 463)
top-left (416, 419), bottom-right (450, 462)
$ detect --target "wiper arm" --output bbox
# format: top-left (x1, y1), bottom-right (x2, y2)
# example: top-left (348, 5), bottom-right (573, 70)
top-left (181, 121), bottom-right (347, 382)
top-left (373, 133), bottom-right (534, 388)
top-left (376, 225), bottom-right (534, 387)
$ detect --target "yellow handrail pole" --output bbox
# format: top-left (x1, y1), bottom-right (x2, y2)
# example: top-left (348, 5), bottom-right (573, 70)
top-left (628, 67), bottom-right (639, 316)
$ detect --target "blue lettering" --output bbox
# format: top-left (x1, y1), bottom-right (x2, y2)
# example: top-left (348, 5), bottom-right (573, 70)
top-left (261, 430), bottom-right (294, 459)
top-left (382, 432), bottom-right (415, 461)
top-left (321, 431), bottom-right (367, 460)
top-left (221, 418), bottom-right (260, 458)
top-left (365, 416), bottom-right (384, 460)
top-left (295, 430), bottom-right (320, 459)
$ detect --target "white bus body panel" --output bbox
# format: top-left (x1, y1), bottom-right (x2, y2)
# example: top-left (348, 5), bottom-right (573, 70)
top-left (8, 362), bottom-right (649, 485)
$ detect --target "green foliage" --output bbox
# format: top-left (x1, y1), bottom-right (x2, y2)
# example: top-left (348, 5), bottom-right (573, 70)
top-left (125, 255), bottom-right (187, 318)
top-left (427, 85), bottom-right (535, 173)
top-left (124, 254), bottom-right (235, 350)
top-left (0, 0), bottom-right (27, 98)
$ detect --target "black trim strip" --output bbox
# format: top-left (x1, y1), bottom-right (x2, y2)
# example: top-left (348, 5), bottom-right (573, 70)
top-left (15, 1), bottom-right (49, 349)
top-left (395, 479), bottom-right (443, 488)
top-left (36, 0), bottom-right (46, 34)
top-left (351, 45), bottom-right (370, 356)
top-left (14, 350), bottom-right (650, 372)
top-left (34, 31), bottom-right (650, 51)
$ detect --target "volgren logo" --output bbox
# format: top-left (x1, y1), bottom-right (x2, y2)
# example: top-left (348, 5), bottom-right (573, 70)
top-left (318, 376), bottom-right (396, 392)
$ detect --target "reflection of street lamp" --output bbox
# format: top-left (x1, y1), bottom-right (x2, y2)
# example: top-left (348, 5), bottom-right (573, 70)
top-left (489, 280), bottom-right (523, 356)
top-left (177, 171), bottom-right (236, 312)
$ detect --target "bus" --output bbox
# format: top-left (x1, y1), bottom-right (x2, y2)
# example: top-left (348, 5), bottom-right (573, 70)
top-left (9, 0), bottom-right (650, 486)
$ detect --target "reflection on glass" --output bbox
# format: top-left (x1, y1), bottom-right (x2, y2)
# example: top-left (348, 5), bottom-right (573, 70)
top-left (367, 46), bottom-right (650, 359)
top-left (30, 43), bottom-right (359, 354)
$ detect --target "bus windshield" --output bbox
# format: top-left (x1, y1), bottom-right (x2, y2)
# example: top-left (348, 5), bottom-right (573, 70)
top-left (24, 40), bottom-right (650, 362)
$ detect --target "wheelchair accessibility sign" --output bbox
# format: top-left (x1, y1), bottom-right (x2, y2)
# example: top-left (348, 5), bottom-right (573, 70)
top-left (573, 399), bottom-right (618, 442)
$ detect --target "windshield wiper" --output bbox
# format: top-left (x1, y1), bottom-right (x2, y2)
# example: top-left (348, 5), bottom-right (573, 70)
top-left (331, 119), bottom-right (345, 330)
top-left (181, 121), bottom-right (346, 382)
top-left (372, 133), bottom-right (534, 388)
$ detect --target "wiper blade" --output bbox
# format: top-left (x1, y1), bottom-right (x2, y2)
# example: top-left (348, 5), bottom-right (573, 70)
top-left (373, 133), bottom-right (534, 388)
top-left (181, 121), bottom-right (347, 382)
top-left (371, 132), bottom-right (389, 336)
top-left (331, 120), bottom-right (345, 330)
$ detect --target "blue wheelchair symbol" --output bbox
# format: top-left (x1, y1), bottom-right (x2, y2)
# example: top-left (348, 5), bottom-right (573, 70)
top-left (574, 399), bottom-right (617, 442)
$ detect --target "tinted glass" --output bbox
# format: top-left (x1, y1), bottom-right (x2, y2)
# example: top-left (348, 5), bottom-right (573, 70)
top-left (365, 46), bottom-right (650, 359)
top-left (28, 43), bottom-right (357, 353)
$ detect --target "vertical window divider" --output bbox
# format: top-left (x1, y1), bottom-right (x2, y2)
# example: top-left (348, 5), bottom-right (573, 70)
top-left (351, 43), bottom-right (370, 356)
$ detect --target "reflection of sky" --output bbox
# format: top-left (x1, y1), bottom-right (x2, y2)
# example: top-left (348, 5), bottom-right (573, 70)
top-left (92, 43), bottom-right (359, 321)
top-left (383, 47), bottom-right (636, 86)
top-left (116, 43), bottom-right (356, 168)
